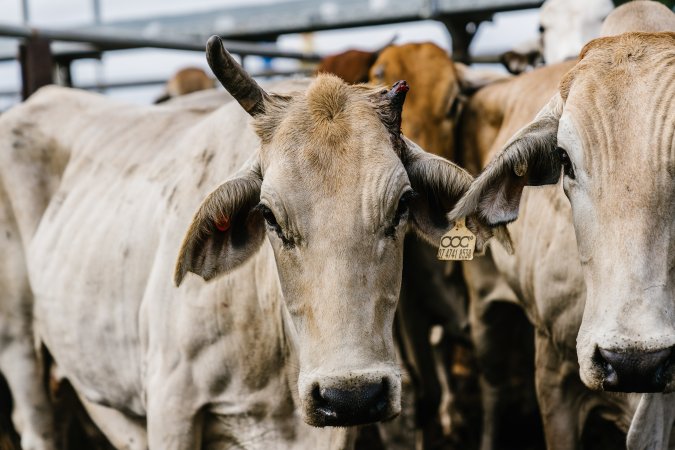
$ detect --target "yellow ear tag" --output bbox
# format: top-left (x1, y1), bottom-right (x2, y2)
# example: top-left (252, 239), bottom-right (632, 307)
top-left (437, 217), bottom-right (475, 261)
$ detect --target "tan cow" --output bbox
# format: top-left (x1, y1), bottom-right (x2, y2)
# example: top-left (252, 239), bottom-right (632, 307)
top-left (0, 36), bottom-right (499, 449)
top-left (600, 0), bottom-right (675, 37)
top-left (154, 67), bottom-right (216, 103)
top-left (454, 30), bottom-right (675, 449)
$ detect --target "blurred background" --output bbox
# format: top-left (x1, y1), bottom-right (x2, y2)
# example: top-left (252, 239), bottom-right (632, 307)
top-left (0, 0), bottom-right (549, 109)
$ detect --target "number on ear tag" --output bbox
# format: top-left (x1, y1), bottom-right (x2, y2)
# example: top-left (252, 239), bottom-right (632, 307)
top-left (437, 217), bottom-right (475, 261)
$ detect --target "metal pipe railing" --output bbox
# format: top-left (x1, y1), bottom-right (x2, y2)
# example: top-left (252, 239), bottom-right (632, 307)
top-left (0, 22), bottom-right (324, 61)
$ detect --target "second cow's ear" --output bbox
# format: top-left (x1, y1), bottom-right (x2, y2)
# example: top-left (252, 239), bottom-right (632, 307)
top-left (450, 94), bottom-right (564, 227)
top-left (402, 137), bottom-right (510, 253)
top-left (174, 155), bottom-right (265, 286)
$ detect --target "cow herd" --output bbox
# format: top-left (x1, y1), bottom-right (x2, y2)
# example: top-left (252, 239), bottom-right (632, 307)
top-left (0, 1), bottom-right (673, 450)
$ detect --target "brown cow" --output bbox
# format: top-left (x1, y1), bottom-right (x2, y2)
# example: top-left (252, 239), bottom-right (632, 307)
top-left (154, 67), bottom-right (215, 103)
top-left (315, 38), bottom-right (395, 84)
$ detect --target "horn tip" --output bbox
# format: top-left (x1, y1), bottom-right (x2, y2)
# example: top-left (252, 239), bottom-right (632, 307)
top-left (207, 35), bottom-right (223, 50)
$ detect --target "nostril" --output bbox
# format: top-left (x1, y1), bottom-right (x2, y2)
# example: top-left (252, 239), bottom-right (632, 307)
top-left (597, 347), bottom-right (673, 392)
top-left (311, 383), bottom-right (323, 403)
top-left (602, 360), bottom-right (619, 389)
top-left (311, 378), bottom-right (390, 425)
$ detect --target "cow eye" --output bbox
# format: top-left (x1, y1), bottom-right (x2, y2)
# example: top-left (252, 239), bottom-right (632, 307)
top-left (538, 24), bottom-right (545, 33)
top-left (256, 204), bottom-right (295, 248)
top-left (557, 146), bottom-right (575, 179)
top-left (385, 190), bottom-right (415, 238)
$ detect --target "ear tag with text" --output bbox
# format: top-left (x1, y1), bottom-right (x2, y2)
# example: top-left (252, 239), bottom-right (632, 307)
top-left (437, 217), bottom-right (475, 261)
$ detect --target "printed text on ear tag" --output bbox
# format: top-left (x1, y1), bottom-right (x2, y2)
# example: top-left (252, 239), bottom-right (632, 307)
top-left (437, 217), bottom-right (475, 261)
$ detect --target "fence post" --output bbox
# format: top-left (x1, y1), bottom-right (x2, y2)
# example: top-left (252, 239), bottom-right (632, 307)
top-left (19, 36), bottom-right (53, 99)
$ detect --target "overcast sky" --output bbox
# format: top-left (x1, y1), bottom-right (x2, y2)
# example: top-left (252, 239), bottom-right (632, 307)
top-left (0, 0), bottom-right (540, 108)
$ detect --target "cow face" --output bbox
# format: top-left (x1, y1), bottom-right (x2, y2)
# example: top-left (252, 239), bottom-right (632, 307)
top-left (451, 33), bottom-right (675, 393)
top-left (175, 37), bottom-right (502, 427)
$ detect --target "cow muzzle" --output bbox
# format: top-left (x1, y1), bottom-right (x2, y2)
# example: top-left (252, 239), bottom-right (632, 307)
top-left (595, 346), bottom-right (674, 393)
top-left (300, 371), bottom-right (401, 427)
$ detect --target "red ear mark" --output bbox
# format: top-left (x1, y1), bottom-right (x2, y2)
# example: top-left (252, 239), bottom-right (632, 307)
top-left (215, 216), bottom-right (230, 232)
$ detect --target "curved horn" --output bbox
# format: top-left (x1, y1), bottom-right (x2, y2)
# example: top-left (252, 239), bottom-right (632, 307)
top-left (206, 35), bottom-right (270, 116)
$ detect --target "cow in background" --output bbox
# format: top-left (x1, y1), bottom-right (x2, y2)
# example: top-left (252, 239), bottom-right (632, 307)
top-left (501, 0), bottom-right (613, 74)
top-left (154, 67), bottom-right (215, 103)
top-left (315, 37), bottom-right (395, 84)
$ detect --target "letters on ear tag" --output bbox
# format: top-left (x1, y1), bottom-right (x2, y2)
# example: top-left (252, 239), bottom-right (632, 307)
top-left (437, 217), bottom-right (475, 261)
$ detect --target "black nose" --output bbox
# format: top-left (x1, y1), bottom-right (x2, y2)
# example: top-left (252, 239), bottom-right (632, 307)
top-left (598, 347), bottom-right (673, 392)
top-left (311, 379), bottom-right (389, 426)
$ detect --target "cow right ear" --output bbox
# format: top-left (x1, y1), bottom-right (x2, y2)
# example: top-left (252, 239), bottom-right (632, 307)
top-left (174, 157), bottom-right (265, 286)
top-left (449, 94), bottom-right (564, 226)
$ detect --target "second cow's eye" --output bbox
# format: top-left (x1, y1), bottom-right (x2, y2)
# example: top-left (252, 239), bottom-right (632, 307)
top-left (557, 146), bottom-right (576, 179)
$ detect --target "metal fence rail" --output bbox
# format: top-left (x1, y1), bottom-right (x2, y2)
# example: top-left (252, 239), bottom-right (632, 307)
top-left (0, 23), bottom-right (323, 61)
top-left (0, 0), bottom-right (545, 102)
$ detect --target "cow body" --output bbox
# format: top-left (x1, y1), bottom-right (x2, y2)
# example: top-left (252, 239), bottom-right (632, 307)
top-left (1, 39), bottom-right (495, 449)
top-left (1, 85), bottom-right (345, 449)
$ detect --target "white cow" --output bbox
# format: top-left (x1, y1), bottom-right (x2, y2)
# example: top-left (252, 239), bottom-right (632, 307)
top-left (0, 37), bottom-right (499, 449)
top-left (501, 0), bottom-right (614, 74)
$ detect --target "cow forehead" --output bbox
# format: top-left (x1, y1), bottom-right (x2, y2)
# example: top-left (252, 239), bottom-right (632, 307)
top-left (258, 75), bottom-right (406, 187)
top-left (559, 33), bottom-right (675, 169)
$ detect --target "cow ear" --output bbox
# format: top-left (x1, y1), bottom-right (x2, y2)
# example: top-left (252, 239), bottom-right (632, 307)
top-left (402, 137), bottom-right (511, 254)
top-left (450, 94), bottom-right (563, 227)
top-left (174, 156), bottom-right (265, 286)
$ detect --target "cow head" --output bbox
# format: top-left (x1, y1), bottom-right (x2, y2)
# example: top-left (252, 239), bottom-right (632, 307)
top-left (175, 37), bottom-right (502, 427)
top-left (451, 32), bottom-right (675, 393)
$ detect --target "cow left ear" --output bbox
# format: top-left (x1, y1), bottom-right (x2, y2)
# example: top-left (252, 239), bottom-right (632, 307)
top-left (449, 94), bottom-right (563, 227)
top-left (402, 137), bottom-right (511, 254)
top-left (174, 156), bottom-right (265, 286)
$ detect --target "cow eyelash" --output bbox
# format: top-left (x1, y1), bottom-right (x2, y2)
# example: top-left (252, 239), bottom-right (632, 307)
top-left (255, 204), bottom-right (295, 248)
top-left (557, 146), bottom-right (575, 179)
top-left (385, 190), bottom-right (416, 238)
